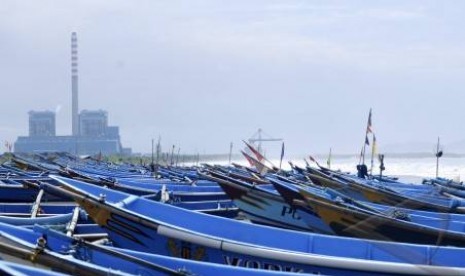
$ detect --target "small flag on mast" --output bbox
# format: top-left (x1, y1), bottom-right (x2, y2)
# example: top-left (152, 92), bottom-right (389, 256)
top-left (366, 108), bottom-right (373, 134)
top-left (360, 108), bottom-right (373, 165)
top-left (279, 142), bottom-right (285, 170)
top-left (241, 150), bottom-right (270, 175)
top-left (241, 150), bottom-right (255, 167)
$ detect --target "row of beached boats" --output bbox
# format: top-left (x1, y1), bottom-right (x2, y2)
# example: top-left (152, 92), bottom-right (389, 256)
top-left (0, 152), bottom-right (464, 275)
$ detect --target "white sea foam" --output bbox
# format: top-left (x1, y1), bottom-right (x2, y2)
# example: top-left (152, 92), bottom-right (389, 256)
top-left (197, 157), bottom-right (465, 183)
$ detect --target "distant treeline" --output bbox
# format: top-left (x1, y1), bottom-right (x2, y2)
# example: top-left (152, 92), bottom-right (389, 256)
top-left (104, 153), bottom-right (243, 166)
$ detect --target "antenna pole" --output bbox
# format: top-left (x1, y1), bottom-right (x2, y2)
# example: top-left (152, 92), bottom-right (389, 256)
top-left (436, 137), bottom-right (440, 178)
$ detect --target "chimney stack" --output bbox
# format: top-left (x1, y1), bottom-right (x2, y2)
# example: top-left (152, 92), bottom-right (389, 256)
top-left (71, 32), bottom-right (79, 136)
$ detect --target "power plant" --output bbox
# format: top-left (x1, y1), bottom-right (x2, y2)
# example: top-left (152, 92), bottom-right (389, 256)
top-left (14, 33), bottom-right (131, 155)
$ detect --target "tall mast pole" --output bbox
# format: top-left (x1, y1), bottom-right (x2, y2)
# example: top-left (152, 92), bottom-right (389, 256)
top-left (151, 138), bottom-right (154, 165)
top-left (170, 145), bottom-right (175, 166)
top-left (228, 142), bottom-right (233, 165)
top-left (370, 135), bottom-right (376, 175)
top-left (155, 136), bottom-right (161, 165)
top-left (436, 137), bottom-right (441, 178)
top-left (360, 108), bottom-right (372, 165)
top-left (175, 147), bottom-right (180, 167)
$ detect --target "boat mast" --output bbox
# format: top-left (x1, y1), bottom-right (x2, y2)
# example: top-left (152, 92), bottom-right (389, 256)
top-left (435, 137), bottom-right (443, 178)
top-left (360, 108), bottom-right (372, 165)
top-left (370, 134), bottom-right (376, 175)
top-left (228, 142), bottom-right (233, 165)
top-left (279, 142), bottom-right (285, 170)
top-left (155, 136), bottom-right (161, 165)
top-left (248, 128), bottom-right (282, 157)
top-left (151, 138), bottom-right (154, 167)
top-left (175, 147), bottom-right (180, 167)
top-left (327, 147), bottom-right (332, 169)
top-left (170, 145), bottom-right (175, 166)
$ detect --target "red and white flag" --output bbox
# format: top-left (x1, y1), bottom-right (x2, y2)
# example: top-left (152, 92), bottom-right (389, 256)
top-left (241, 150), bottom-right (270, 175)
top-left (243, 140), bottom-right (265, 162)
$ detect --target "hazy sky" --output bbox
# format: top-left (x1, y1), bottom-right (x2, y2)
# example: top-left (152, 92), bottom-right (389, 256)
top-left (2, 1), bottom-right (465, 156)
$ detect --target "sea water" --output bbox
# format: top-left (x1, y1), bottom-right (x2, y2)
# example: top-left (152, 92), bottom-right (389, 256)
top-left (202, 156), bottom-right (465, 184)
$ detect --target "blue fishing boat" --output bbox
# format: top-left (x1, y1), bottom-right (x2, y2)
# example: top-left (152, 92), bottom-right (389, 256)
top-left (0, 183), bottom-right (64, 202)
top-left (424, 177), bottom-right (465, 190)
top-left (0, 260), bottom-right (67, 276)
top-left (199, 170), bottom-right (314, 231)
top-left (303, 166), bottom-right (465, 213)
top-left (0, 224), bottom-right (132, 275)
top-left (207, 168), bottom-right (465, 239)
top-left (59, 166), bottom-right (229, 202)
top-left (272, 178), bottom-right (465, 246)
top-left (0, 202), bottom-right (77, 214)
top-left (0, 222), bottom-right (301, 276)
top-left (41, 175), bottom-right (465, 275)
top-left (0, 211), bottom-right (78, 226)
top-left (339, 172), bottom-right (465, 208)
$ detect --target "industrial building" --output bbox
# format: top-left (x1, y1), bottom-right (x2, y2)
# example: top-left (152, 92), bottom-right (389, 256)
top-left (79, 110), bottom-right (108, 137)
top-left (14, 32), bottom-right (131, 155)
top-left (28, 111), bottom-right (56, 137)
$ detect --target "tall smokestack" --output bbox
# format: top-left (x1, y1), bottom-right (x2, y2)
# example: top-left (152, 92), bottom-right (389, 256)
top-left (71, 32), bottom-right (79, 136)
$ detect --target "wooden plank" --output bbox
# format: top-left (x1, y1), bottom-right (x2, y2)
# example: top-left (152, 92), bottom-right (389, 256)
top-left (66, 207), bottom-right (80, 237)
top-left (30, 189), bottom-right (44, 218)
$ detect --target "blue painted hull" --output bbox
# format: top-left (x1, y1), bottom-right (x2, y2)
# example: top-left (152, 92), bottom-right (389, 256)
top-left (45, 176), bottom-right (465, 275)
